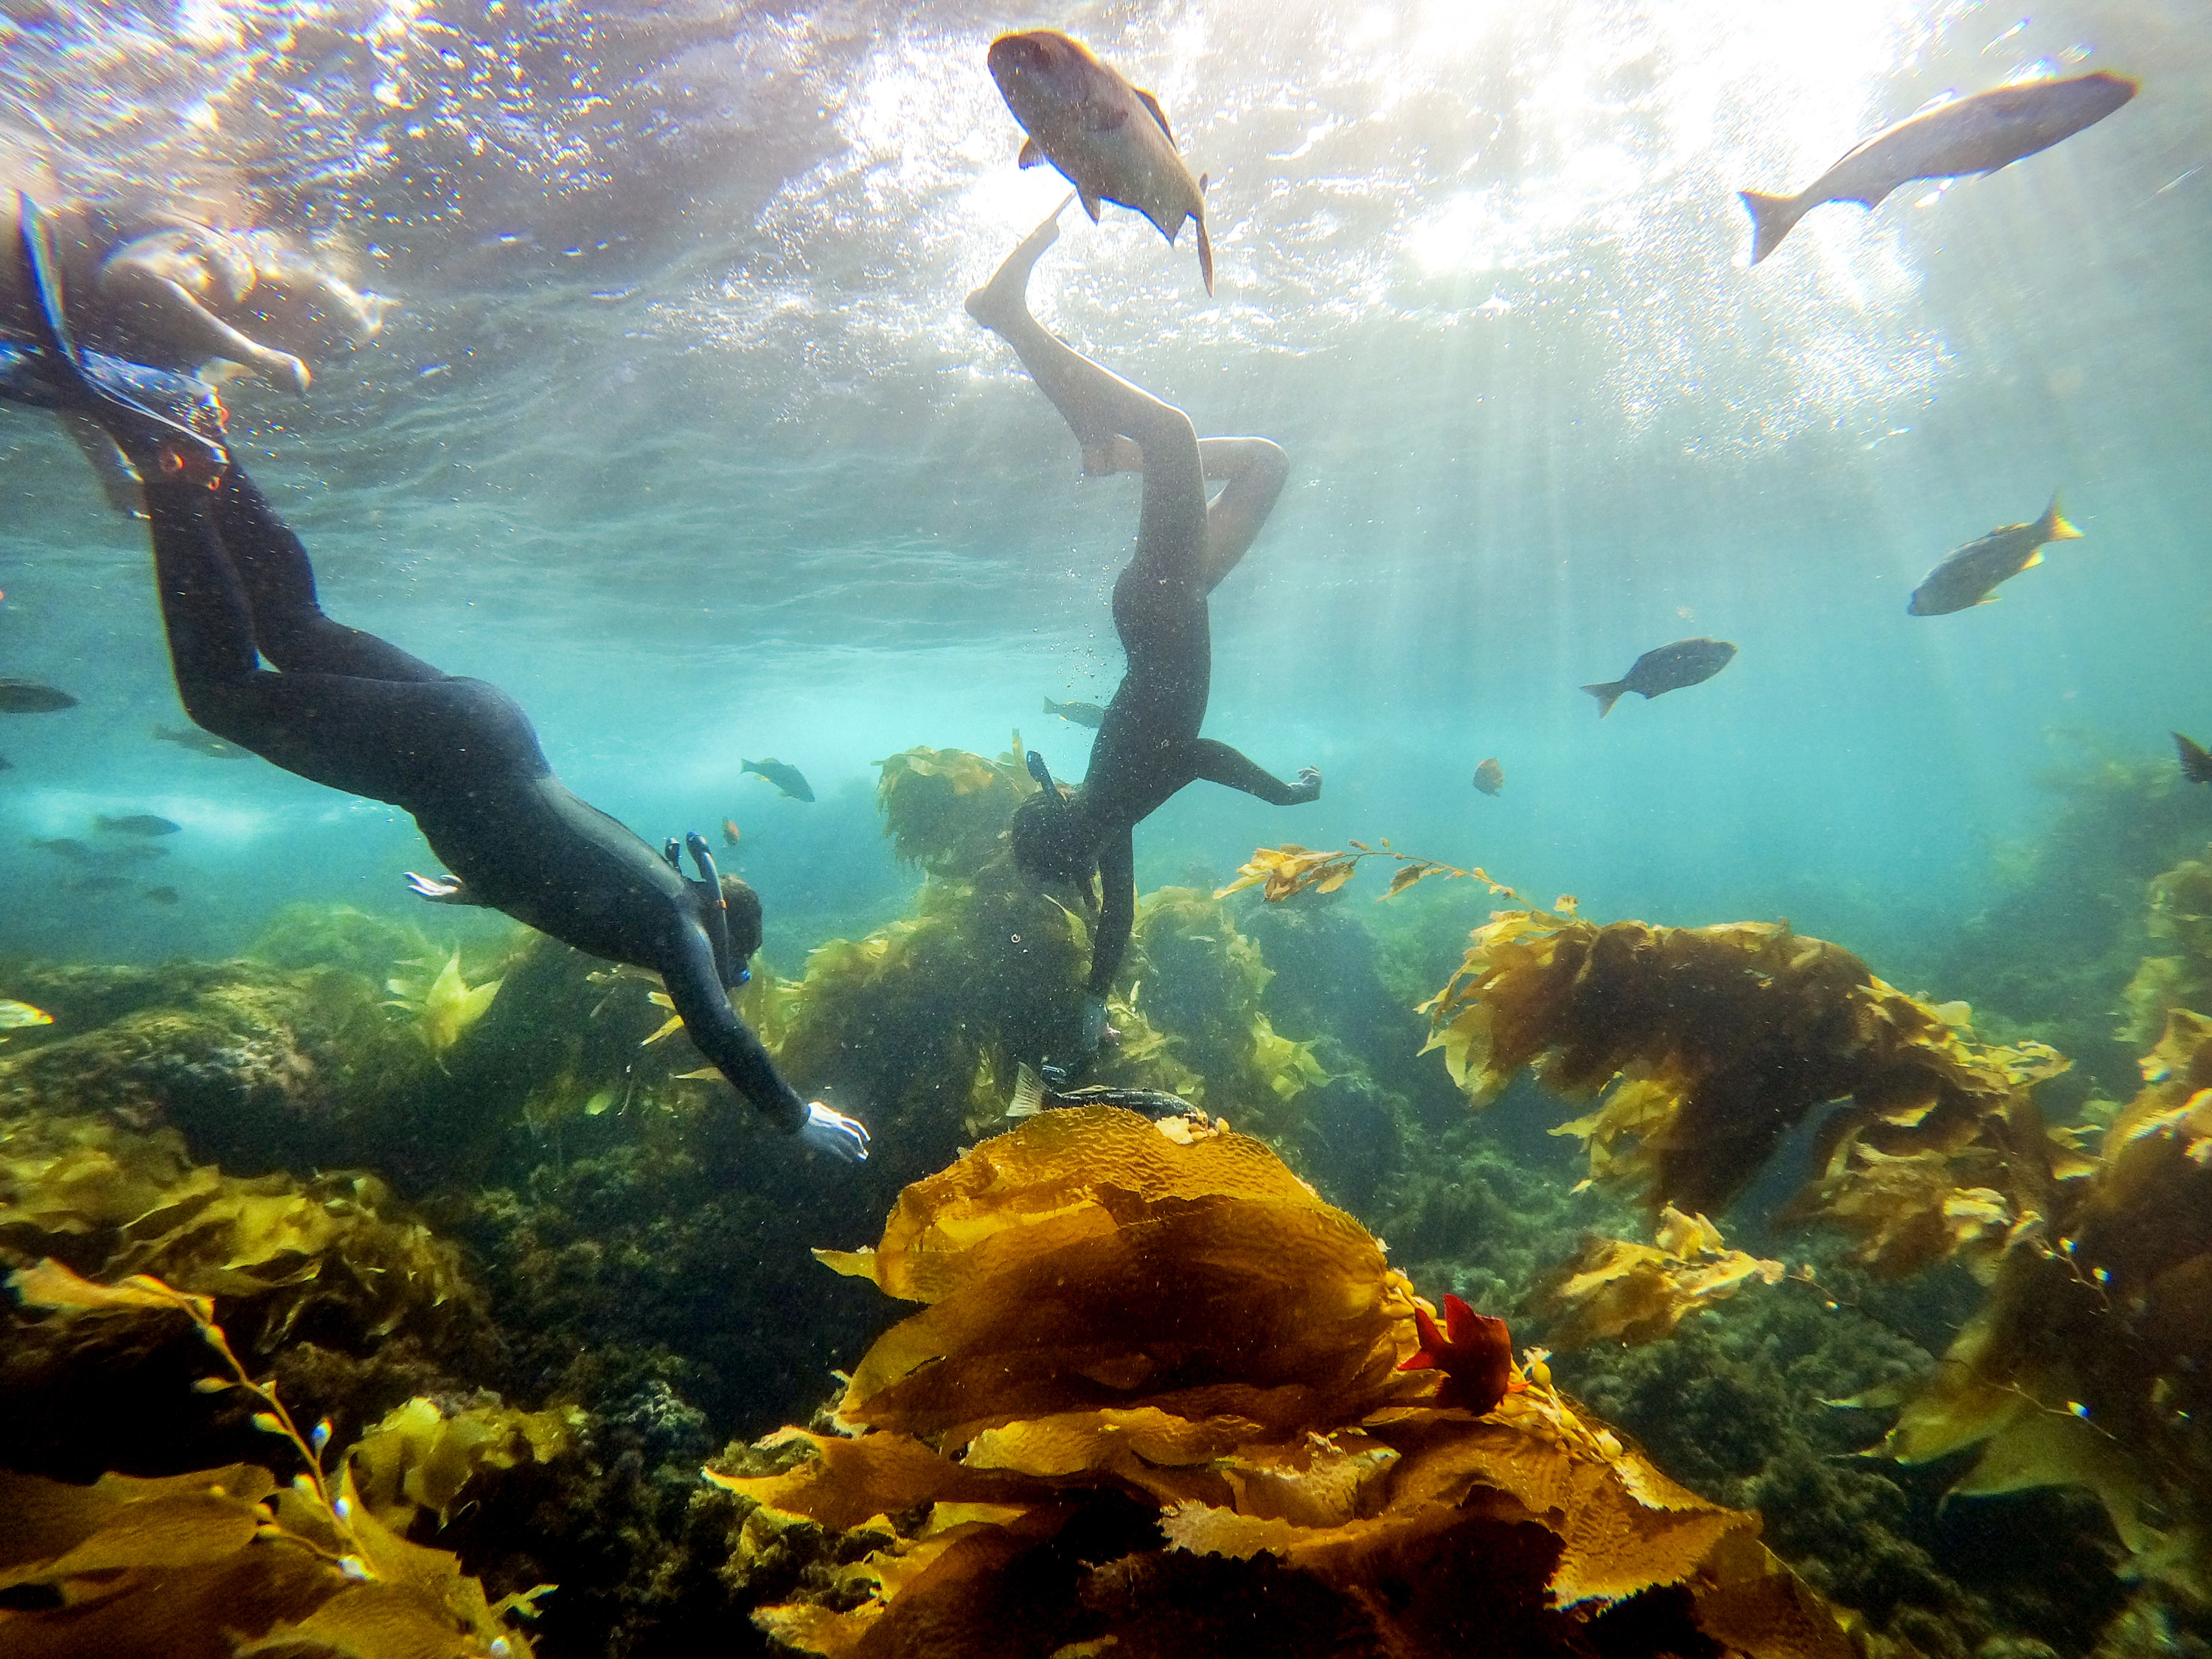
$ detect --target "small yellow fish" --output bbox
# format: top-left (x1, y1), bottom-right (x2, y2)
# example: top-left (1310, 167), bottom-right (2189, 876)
top-left (1, 998), bottom-right (55, 1029)
top-left (1472, 758), bottom-right (1504, 796)
top-left (722, 818), bottom-right (742, 847)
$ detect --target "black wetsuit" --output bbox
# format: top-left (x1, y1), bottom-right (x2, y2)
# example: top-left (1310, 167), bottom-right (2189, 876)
top-left (1074, 543), bottom-right (1314, 998)
top-left (142, 465), bottom-right (810, 1133)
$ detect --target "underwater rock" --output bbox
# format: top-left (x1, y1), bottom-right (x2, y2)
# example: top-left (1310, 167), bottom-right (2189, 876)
top-left (706, 1107), bottom-right (1859, 1658)
top-left (0, 956), bottom-right (425, 1175)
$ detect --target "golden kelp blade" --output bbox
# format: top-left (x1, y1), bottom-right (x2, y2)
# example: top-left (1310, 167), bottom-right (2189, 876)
top-left (724, 1108), bottom-right (1855, 1657)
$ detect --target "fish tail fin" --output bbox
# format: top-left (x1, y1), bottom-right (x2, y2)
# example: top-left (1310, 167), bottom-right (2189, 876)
top-left (1582, 681), bottom-right (1627, 718)
top-left (1197, 178), bottom-right (1214, 295)
top-left (2040, 492), bottom-right (2084, 542)
top-left (1006, 1062), bottom-right (1046, 1118)
top-left (1738, 189), bottom-right (1804, 265)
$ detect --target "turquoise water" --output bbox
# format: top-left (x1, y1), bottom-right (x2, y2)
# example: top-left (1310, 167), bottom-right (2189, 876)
top-left (4, 0), bottom-right (2202, 974)
top-left (1, 7), bottom-right (2208, 1652)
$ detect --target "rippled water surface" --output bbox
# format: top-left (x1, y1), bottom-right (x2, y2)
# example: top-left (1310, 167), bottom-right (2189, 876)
top-left (2, 0), bottom-right (2206, 965)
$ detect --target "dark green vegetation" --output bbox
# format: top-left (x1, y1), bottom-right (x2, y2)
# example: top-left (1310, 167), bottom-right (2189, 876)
top-left (3, 739), bottom-right (2210, 1656)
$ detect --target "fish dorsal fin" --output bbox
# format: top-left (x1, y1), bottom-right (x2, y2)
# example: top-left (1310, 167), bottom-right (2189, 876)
top-left (1078, 188), bottom-right (1103, 223)
top-left (1007, 1062), bottom-right (1046, 1118)
top-left (1133, 86), bottom-right (1175, 145)
top-left (1018, 135), bottom-right (1045, 169)
top-left (1975, 593), bottom-right (2002, 605)
top-left (2023, 548), bottom-right (2044, 568)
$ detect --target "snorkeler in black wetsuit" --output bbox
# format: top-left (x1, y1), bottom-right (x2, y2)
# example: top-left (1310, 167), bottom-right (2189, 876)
top-left (966, 199), bottom-right (1321, 1066)
top-left (7, 197), bottom-right (866, 1163)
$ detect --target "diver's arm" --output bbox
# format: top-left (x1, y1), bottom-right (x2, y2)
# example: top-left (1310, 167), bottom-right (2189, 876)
top-left (1189, 740), bottom-right (1321, 807)
top-left (94, 255), bottom-right (310, 392)
top-left (660, 923), bottom-right (869, 1161)
top-left (1088, 831), bottom-right (1137, 999)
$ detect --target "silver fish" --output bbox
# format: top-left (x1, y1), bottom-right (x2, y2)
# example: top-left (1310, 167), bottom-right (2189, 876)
top-left (987, 29), bottom-right (1214, 294)
top-left (1740, 70), bottom-right (2137, 265)
top-left (1907, 494), bottom-right (2081, 616)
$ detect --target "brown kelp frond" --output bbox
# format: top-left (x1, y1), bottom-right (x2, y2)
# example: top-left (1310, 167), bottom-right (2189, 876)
top-left (1535, 1207), bottom-right (1790, 1351)
top-left (0, 1113), bottom-right (476, 1352)
top-left (2121, 844), bottom-right (2212, 1044)
top-left (1862, 1006), bottom-right (2212, 1607)
top-left (385, 948), bottom-right (505, 1057)
top-left (1419, 909), bottom-right (2078, 1264)
top-left (349, 1394), bottom-right (585, 1534)
top-left (874, 739), bottom-right (1034, 873)
top-left (3, 1260), bottom-right (545, 1657)
top-left (1217, 839), bottom-right (1521, 905)
top-left (709, 1107), bottom-right (1855, 1658)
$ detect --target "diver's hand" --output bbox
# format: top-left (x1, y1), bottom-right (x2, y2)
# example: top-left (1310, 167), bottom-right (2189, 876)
top-left (799, 1101), bottom-right (870, 1163)
top-left (1081, 992), bottom-right (1121, 1054)
top-left (1293, 765), bottom-right (1322, 804)
top-left (403, 871), bottom-right (473, 903)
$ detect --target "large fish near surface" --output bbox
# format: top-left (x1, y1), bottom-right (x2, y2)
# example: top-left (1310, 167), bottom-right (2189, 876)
top-left (1907, 494), bottom-right (2081, 616)
top-left (1739, 70), bottom-right (2138, 265)
top-left (987, 29), bottom-right (1214, 295)
top-left (1582, 638), bottom-right (1738, 718)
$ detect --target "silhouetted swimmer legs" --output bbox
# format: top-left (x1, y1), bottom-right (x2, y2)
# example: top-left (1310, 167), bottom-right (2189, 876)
top-left (967, 202), bottom-right (1287, 591)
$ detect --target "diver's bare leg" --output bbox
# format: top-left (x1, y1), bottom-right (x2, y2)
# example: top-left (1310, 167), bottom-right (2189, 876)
top-left (1194, 437), bottom-right (1289, 591)
top-left (967, 198), bottom-right (1148, 478)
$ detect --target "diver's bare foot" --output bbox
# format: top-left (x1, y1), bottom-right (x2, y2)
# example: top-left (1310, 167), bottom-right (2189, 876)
top-left (964, 194), bottom-right (1074, 331)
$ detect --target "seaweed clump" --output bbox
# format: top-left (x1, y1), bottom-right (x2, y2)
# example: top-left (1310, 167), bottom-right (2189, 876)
top-left (1870, 1007), bottom-right (2212, 1618)
top-left (1420, 908), bottom-right (2084, 1280)
top-left (1, 1259), bottom-right (544, 1658)
top-left (700, 1107), bottom-right (1856, 1658)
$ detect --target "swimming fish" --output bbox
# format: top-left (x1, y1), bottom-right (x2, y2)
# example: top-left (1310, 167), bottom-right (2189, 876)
top-left (987, 29), bottom-right (1214, 294)
top-left (0, 679), bottom-right (78, 714)
top-left (153, 723), bottom-right (249, 758)
top-left (31, 837), bottom-right (91, 861)
top-left (1740, 71), bottom-right (2138, 265)
top-left (1582, 638), bottom-right (1738, 717)
top-left (145, 885), bottom-right (181, 905)
top-left (721, 818), bottom-right (742, 847)
top-left (97, 813), bottom-right (181, 837)
top-left (0, 999), bottom-right (54, 1029)
top-left (1906, 494), bottom-right (2081, 616)
top-left (1472, 758), bottom-right (1504, 796)
top-left (1044, 696), bottom-right (1107, 728)
top-left (742, 758), bottom-right (815, 802)
top-left (1397, 1293), bottom-right (1520, 1416)
top-left (2174, 732), bottom-right (2212, 785)
top-left (1004, 1060), bottom-right (1202, 1124)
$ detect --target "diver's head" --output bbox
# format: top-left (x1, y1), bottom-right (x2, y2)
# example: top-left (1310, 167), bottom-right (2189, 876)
top-left (1010, 754), bottom-right (1096, 898)
top-left (719, 874), bottom-right (764, 965)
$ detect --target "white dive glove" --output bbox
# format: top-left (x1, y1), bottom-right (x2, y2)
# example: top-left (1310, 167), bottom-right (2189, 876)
top-left (799, 1100), bottom-right (870, 1163)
